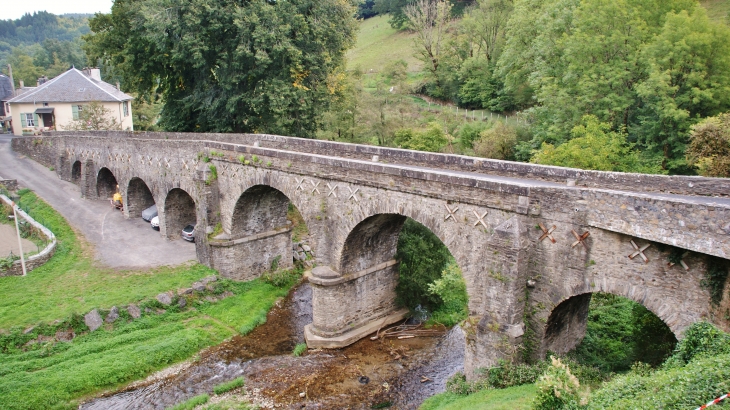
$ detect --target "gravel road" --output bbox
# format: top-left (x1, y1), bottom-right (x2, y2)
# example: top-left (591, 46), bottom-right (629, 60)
top-left (0, 134), bottom-right (196, 269)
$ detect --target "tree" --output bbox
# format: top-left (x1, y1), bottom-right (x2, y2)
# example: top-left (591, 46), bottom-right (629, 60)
top-left (634, 8), bottom-right (730, 172)
top-left (374, 0), bottom-right (410, 29)
top-left (404, 0), bottom-right (453, 91)
top-left (497, 0), bottom-right (730, 173)
top-left (686, 113), bottom-right (730, 178)
top-left (84, 0), bottom-right (357, 138)
top-left (531, 115), bottom-right (663, 173)
top-left (62, 102), bottom-right (122, 131)
top-left (473, 121), bottom-right (519, 160)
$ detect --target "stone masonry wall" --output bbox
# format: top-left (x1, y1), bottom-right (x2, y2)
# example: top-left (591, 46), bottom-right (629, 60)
top-left (10, 132), bottom-right (730, 378)
top-left (42, 130), bottom-right (730, 197)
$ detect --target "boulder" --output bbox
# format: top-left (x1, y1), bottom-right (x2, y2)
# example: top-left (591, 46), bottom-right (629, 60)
top-left (302, 245), bottom-right (311, 252)
top-left (156, 292), bottom-right (173, 305)
top-left (201, 275), bottom-right (218, 285)
top-left (55, 330), bottom-right (75, 342)
top-left (178, 297), bottom-right (187, 308)
top-left (84, 309), bottom-right (103, 332)
top-left (105, 306), bottom-right (119, 323)
top-left (127, 304), bottom-right (141, 319)
top-left (192, 282), bottom-right (206, 292)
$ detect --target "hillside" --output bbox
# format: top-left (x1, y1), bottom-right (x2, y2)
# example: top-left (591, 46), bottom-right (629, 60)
top-left (346, 14), bottom-right (421, 73)
top-left (701, 0), bottom-right (730, 22)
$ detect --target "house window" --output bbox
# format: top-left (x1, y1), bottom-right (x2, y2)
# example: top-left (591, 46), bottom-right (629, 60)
top-left (43, 102), bottom-right (49, 107)
top-left (25, 113), bottom-right (35, 127)
top-left (123, 101), bottom-right (129, 117)
top-left (72, 105), bottom-right (83, 120)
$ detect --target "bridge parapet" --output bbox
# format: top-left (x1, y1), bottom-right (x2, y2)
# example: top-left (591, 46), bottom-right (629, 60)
top-left (42, 131), bottom-right (730, 198)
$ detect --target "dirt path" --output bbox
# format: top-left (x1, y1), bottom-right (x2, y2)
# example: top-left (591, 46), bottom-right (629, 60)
top-left (0, 135), bottom-right (196, 269)
top-left (0, 224), bottom-right (36, 257)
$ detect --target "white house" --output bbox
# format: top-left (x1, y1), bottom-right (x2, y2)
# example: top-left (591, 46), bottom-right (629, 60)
top-left (8, 68), bottom-right (134, 135)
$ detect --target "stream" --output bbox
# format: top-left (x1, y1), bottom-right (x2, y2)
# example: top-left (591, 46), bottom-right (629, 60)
top-left (80, 282), bottom-right (465, 409)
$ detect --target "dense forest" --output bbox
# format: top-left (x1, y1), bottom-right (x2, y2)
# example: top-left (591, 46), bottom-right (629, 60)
top-left (0, 12), bottom-right (89, 86)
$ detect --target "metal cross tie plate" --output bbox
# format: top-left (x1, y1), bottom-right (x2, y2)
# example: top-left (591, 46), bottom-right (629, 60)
top-left (668, 252), bottom-right (690, 271)
top-left (295, 178), bottom-right (305, 191)
top-left (347, 186), bottom-right (359, 202)
top-left (628, 240), bottom-right (651, 263)
top-left (571, 230), bottom-right (590, 249)
top-left (444, 204), bottom-right (459, 222)
top-left (538, 223), bottom-right (556, 243)
top-left (327, 183), bottom-right (338, 198)
top-left (310, 180), bottom-right (321, 194)
top-left (472, 210), bottom-right (488, 229)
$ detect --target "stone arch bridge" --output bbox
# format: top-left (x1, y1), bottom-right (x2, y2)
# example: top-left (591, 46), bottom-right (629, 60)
top-left (13, 131), bottom-right (730, 377)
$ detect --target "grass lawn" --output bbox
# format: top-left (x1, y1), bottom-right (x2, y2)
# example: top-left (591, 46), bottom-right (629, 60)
top-left (0, 190), bottom-right (213, 329)
top-left (346, 14), bottom-right (422, 73)
top-left (700, 0), bottom-right (730, 23)
top-left (0, 190), bottom-right (297, 409)
top-left (420, 384), bottom-right (537, 410)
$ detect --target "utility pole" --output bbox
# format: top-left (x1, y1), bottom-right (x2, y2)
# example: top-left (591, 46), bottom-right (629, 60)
top-left (11, 201), bottom-right (26, 276)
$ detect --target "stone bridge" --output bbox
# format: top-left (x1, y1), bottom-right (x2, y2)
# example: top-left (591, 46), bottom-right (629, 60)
top-left (13, 131), bottom-right (730, 377)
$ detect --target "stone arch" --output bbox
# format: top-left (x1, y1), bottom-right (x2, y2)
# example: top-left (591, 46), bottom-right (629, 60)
top-left (542, 284), bottom-right (684, 358)
top-left (210, 184), bottom-right (301, 281)
top-left (231, 185), bottom-right (291, 238)
top-left (163, 188), bottom-right (196, 240)
top-left (96, 167), bottom-right (118, 199)
top-left (340, 213), bottom-right (408, 275)
top-left (71, 161), bottom-right (82, 184)
top-left (126, 177), bottom-right (156, 218)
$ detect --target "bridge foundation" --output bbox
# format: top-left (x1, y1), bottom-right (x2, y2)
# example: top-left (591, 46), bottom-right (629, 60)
top-left (209, 227), bottom-right (293, 281)
top-left (305, 262), bottom-right (409, 348)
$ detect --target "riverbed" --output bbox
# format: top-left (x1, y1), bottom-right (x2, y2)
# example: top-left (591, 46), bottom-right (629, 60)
top-left (81, 282), bottom-right (465, 409)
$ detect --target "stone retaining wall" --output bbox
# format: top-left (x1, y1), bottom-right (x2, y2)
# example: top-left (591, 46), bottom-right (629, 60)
top-left (0, 194), bottom-right (57, 276)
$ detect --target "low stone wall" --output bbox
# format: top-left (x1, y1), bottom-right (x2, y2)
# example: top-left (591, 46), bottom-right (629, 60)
top-left (0, 194), bottom-right (57, 276)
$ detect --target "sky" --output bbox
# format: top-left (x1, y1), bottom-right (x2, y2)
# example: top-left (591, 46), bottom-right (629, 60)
top-left (3, 0), bottom-right (113, 20)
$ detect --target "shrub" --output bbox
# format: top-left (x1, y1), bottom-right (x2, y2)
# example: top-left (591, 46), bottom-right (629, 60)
top-left (663, 322), bottom-right (730, 368)
top-left (213, 377), bottom-right (244, 395)
top-left (427, 261), bottom-right (468, 327)
top-left (292, 343), bottom-right (307, 357)
top-left (534, 356), bottom-right (589, 410)
top-left (473, 121), bottom-right (519, 160)
top-left (457, 121), bottom-right (489, 150)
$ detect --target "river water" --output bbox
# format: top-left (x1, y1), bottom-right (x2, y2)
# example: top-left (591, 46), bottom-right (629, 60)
top-left (81, 282), bottom-right (465, 409)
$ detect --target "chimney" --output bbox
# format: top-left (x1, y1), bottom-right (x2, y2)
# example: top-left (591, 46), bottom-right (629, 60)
top-left (115, 82), bottom-right (120, 90)
top-left (83, 67), bottom-right (102, 82)
top-left (37, 76), bottom-right (48, 86)
top-left (19, 80), bottom-right (24, 89)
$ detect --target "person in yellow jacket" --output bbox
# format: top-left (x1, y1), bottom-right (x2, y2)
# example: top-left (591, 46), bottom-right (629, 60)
top-left (112, 192), bottom-right (123, 209)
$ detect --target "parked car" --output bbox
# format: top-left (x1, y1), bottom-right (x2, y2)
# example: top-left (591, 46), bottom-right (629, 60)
top-left (182, 224), bottom-right (195, 242)
top-left (150, 216), bottom-right (159, 230)
top-left (142, 204), bottom-right (158, 221)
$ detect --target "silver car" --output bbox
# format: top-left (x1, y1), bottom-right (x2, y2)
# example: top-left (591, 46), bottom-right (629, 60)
top-left (182, 224), bottom-right (195, 242)
top-left (142, 204), bottom-right (158, 221)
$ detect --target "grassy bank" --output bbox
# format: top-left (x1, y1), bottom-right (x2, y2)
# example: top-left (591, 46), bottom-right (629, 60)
top-left (0, 190), bottom-right (298, 409)
top-left (0, 190), bottom-right (212, 329)
top-left (420, 384), bottom-right (537, 410)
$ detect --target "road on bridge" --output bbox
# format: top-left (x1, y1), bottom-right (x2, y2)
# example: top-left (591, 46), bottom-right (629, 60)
top-left (0, 134), bottom-right (196, 269)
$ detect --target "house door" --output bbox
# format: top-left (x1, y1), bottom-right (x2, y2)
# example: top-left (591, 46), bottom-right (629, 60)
top-left (41, 113), bottom-right (54, 129)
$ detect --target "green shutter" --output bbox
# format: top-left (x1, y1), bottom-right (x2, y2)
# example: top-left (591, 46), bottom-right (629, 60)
top-left (72, 105), bottom-right (79, 120)
top-left (20, 113), bottom-right (27, 128)
top-left (34, 113), bottom-right (40, 128)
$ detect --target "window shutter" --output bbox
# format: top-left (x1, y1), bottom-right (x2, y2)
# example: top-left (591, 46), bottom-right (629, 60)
top-left (20, 113), bottom-right (27, 128)
top-left (72, 105), bottom-right (79, 120)
top-left (34, 113), bottom-right (40, 127)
